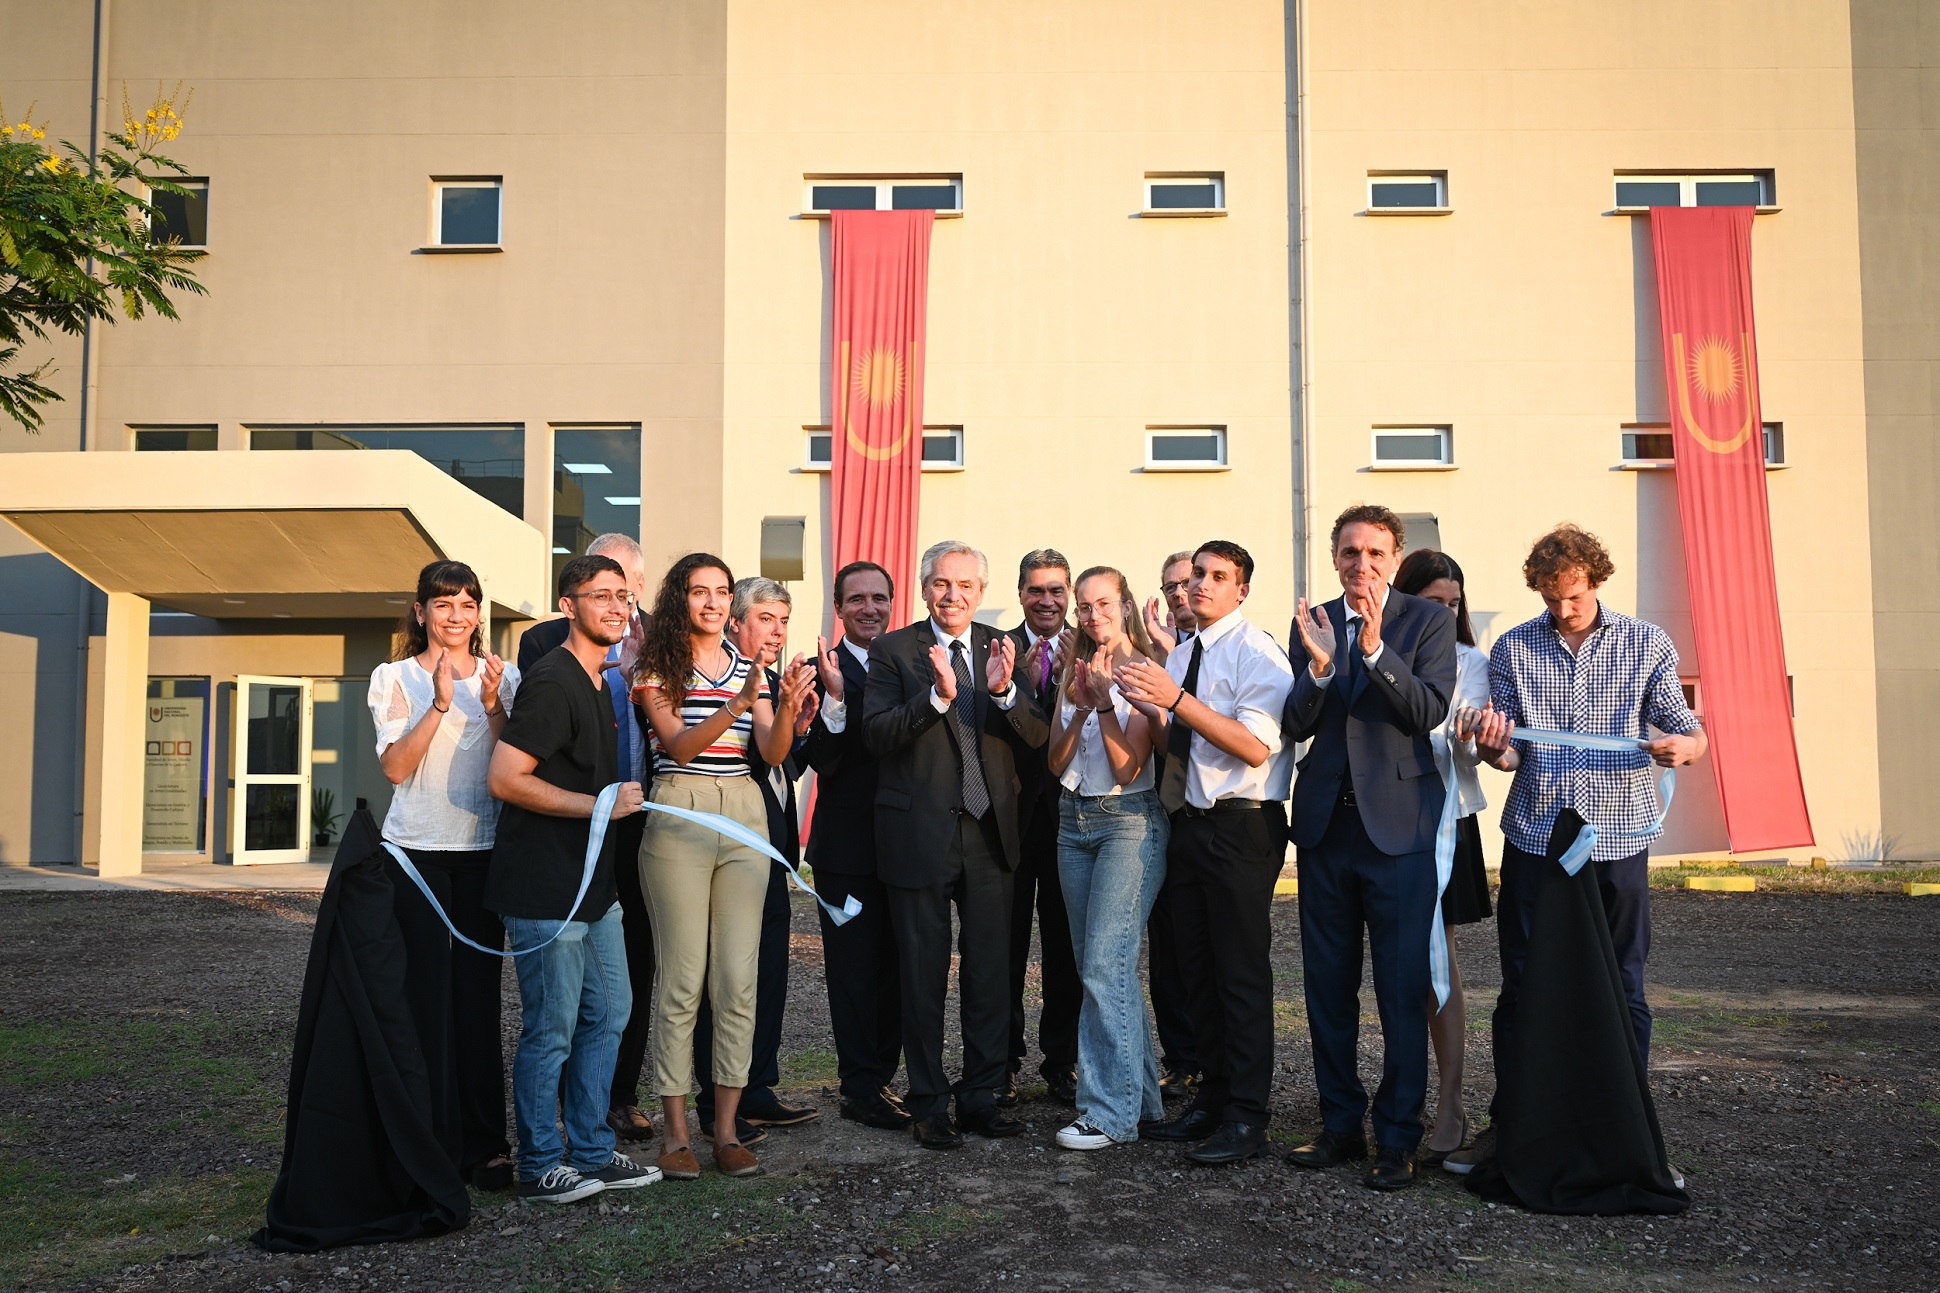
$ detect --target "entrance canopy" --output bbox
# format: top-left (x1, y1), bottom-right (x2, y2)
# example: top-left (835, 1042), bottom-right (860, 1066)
top-left (0, 450), bottom-right (548, 619)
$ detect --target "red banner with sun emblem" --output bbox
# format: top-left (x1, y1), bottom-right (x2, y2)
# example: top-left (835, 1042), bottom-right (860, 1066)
top-left (829, 210), bottom-right (934, 629)
top-left (1650, 206), bottom-right (1813, 851)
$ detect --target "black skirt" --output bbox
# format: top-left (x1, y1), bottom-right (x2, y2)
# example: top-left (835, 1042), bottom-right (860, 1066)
top-left (1441, 813), bottom-right (1493, 925)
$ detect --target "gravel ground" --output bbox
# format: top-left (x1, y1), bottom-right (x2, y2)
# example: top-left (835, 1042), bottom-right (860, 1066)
top-left (2, 887), bottom-right (1937, 1292)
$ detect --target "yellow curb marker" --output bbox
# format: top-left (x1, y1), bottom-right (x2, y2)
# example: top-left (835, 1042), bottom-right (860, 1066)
top-left (1684, 875), bottom-right (1755, 892)
top-left (1274, 878), bottom-right (1298, 896)
top-left (1906, 882), bottom-right (1940, 897)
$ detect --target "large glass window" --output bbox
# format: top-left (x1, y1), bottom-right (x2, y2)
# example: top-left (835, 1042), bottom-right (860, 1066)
top-left (248, 425), bottom-right (526, 517)
top-left (553, 425), bottom-right (643, 584)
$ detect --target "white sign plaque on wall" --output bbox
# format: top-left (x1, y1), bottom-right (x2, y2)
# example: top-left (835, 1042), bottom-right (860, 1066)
top-left (142, 698), bottom-right (204, 852)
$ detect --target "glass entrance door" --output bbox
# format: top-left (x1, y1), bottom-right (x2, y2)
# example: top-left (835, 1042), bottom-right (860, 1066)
top-left (232, 676), bottom-right (312, 865)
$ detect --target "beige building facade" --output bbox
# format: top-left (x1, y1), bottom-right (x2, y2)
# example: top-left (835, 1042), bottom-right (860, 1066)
top-left (0, 1), bottom-right (1931, 873)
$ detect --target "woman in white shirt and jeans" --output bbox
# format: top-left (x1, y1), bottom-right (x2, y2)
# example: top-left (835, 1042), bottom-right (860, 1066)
top-left (1044, 567), bottom-right (1169, 1151)
top-left (368, 559), bottom-right (519, 1190)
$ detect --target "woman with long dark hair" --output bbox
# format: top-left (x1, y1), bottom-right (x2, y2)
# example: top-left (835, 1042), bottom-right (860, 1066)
top-left (1042, 566), bottom-right (1170, 1153)
top-left (1392, 547), bottom-right (1492, 1166)
top-left (632, 553), bottom-right (813, 1180)
top-left (367, 559), bottom-right (517, 1190)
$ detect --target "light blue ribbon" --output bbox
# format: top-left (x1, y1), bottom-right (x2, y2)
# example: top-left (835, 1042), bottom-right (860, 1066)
top-left (1428, 724), bottom-right (1671, 1009)
top-left (381, 782), bottom-right (859, 959)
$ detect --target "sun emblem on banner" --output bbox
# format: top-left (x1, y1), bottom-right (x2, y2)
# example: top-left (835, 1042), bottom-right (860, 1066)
top-left (1687, 335), bottom-right (1743, 404)
top-left (852, 346), bottom-right (905, 409)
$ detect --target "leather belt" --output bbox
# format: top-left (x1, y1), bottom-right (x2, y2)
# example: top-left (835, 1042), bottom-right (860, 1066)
top-left (1179, 798), bottom-right (1268, 818)
top-left (1338, 785), bottom-right (1357, 808)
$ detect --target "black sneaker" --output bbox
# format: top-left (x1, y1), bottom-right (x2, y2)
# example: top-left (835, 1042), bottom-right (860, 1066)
top-left (588, 1150), bottom-right (662, 1190)
top-left (518, 1164), bottom-right (604, 1205)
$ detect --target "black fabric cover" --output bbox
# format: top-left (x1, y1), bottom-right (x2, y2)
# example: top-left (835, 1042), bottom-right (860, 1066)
top-left (254, 809), bottom-right (471, 1252)
top-left (1467, 808), bottom-right (1688, 1216)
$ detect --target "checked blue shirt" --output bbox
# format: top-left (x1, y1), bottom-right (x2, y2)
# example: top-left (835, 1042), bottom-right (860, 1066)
top-left (1489, 605), bottom-right (1701, 862)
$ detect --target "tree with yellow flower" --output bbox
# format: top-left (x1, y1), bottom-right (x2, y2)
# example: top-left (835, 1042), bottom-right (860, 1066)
top-left (1, 83), bottom-right (206, 432)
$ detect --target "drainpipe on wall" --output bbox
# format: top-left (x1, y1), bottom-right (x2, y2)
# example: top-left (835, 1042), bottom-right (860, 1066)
top-left (1285, 0), bottom-right (1313, 601)
top-left (71, 0), bottom-right (110, 862)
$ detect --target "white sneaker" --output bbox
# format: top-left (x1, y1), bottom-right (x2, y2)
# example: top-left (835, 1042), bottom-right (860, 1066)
top-left (1056, 1119), bottom-right (1117, 1151)
top-left (589, 1150), bottom-right (663, 1189)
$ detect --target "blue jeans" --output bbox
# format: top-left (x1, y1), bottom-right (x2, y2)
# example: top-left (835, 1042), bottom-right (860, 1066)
top-left (505, 902), bottom-right (630, 1181)
top-left (1058, 789), bottom-right (1169, 1142)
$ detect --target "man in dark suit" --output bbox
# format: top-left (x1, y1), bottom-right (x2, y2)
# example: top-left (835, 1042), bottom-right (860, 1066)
top-left (1001, 549), bottom-right (1081, 1106)
top-left (802, 560), bottom-right (909, 1131)
top-left (862, 540), bottom-right (1049, 1148)
top-left (694, 578), bottom-right (822, 1142)
top-left (1282, 504), bottom-right (1457, 1191)
top-left (518, 533), bottom-right (662, 1144)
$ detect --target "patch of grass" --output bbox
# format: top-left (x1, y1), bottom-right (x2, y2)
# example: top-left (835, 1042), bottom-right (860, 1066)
top-left (1919, 1100), bottom-right (1940, 1119)
top-left (508, 1176), bottom-right (797, 1291)
top-left (1653, 1008), bottom-right (1794, 1049)
top-left (0, 1017), bottom-right (282, 1143)
top-left (778, 1048), bottom-right (840, 1089)
top-left (1649, 863), bottom-right (1940, 893)
top-left (0, 1156), bottom-right (275, 1288)
top-left (1329, 1280), bottom-right (1369, 1293)
top-left (882, 1201), bottom-right (996, 1246)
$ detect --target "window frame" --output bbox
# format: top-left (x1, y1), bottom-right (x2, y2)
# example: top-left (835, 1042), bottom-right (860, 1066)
top-left (1141, 173), bottom-right (1227, 218)
top-left (1365, 171), bottom-right (1450, 216)
top-left (803, 424), bottom-right (966, 472)
top-left (131, 424), bottom-right (218, 451)
top-left (143, 177), bottom-right (210, 248)
top-left (426, 176), bottom-right (504, 251)
top-left (1612, 171), bottom-right (1779, 214)
top-left (1618, 421), bottom-right (1787, 469)
top-left (802, 176), bottom-right (964, 219)
top-left (1369, 425), bottom-right (1456, 470)
top-left (1142, 426), bottom-right (1229, 473)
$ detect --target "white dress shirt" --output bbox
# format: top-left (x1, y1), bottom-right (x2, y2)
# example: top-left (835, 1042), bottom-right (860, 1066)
top-left (928, 620), bottom-right (1017, 713)
top-left (1311, 582), bottom-right (1389, 683)
top-left (1057, 691), bottom-right (1156, 796)
top-left (1166, 609), bottom-right (1295, 808)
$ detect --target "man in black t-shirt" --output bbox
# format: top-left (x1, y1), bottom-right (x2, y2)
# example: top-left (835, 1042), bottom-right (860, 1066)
top-left (486, 555), bottom-right (655, 1204)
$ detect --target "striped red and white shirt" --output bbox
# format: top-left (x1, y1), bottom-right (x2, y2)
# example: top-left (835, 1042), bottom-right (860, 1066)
top-left (643, 643), bottom-right (771, 778)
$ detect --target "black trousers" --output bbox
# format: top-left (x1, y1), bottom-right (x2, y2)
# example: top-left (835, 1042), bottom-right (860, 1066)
top-left (887, 812), bottom-right (1013, 1121)
top-left (606, 814), bottom-right (657, 1111)
top-left (393, 848), bottom-right (509, 1172)
top-left (1145, 882), bottom-right (1199, 1074)
top-left (1007, 792), bottom-right (1081, 1079)
top-left (817, 868), bottom-right (904, 1102)
top-left (1166, 801), bottom-right (1286, 1125)
top-left (1492, 840), bottom-right (1653, 1118)
top-left (695, 859), bottom-right (791, 1112)
top-left (1296, 801), bottom-right (1436, 1152)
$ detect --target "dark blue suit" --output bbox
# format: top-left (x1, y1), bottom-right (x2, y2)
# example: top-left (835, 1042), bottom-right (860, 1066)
top-left (1284, 588), bottom-right (1456, 1152)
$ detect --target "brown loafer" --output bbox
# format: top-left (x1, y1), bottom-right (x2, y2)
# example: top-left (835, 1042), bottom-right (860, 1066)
top-left (656, 1146), bottom-right (701, 1180)
top-left (713, 1141), bottom-right (761, 1178)
top-left (606, 1105), bottom-right (655, 1141)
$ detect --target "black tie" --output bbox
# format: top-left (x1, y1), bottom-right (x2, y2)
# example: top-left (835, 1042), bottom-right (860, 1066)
top-left (1344, 617), bottom-right (1364, 693)
top-left (1158, 637), bottom-right (1203, 813)
top-left (949, 640), bottom-right (992, 819)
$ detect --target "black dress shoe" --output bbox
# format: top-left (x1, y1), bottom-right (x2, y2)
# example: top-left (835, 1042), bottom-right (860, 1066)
top-left (742, 1098), bottom-right (821, 1127)
top-left (698, 1114), bottom-right (769, 1148)
top-left (1046, 1070), bottom-right (1078, 1106)
top-left (1140, 1106), bottom-right (1219, 1142)
top-left (1362, 1144), bottom-right (1416, 1191)
top-left (959, 1107), bottom-right (1026, 1138)
top-left (993, 1071), bottom-right (1020, 1109)
top-left (840, 1094), bottom-right (912, 1130)
top-left (912, 1114), bottom-right (964, 1150)
top-left (1185, 1120), bottom-right (1268, 1165)
top-left (1286, 1128), bottom-right (1368, 1170)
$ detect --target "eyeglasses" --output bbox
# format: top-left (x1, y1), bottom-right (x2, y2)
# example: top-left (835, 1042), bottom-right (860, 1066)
top-left (569, 591), bottom-right (636, 609)
top-left (1161, 580), bottom-right (1190, 596)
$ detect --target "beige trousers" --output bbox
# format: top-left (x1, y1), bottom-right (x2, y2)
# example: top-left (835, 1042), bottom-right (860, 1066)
top-left (639, 772), bottom-right (772, 1095)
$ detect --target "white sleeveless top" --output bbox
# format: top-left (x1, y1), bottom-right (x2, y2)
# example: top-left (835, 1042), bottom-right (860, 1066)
top-left (368, 657), bottom-right (521, 850)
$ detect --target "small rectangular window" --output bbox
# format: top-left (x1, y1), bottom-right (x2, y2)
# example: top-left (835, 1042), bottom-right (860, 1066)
top-left (133, 425), bottom-right (217, 451)
top-left (804, 177), bottom-right (962, 216)
top-left (148, 179), bottom-right (209, 247)
top-left (805, 425), bottom-right (964, 471)
top-left (1144, 426), bottom-right (1228, 471)
top-left (1371, 426), bottom-right (1453, 467)
top-left (1621, 422), bottom-right (1785, 467)
top-left (1762, 421), bottom-right (1785, 466)
top-left (1613, 172), bottom-right (1774, 211)
top-left (433, 178), bottom-right (502, 245)
top-left (1367, 172), bottom-right (1447, 211)
top-left (1144, 174), bottom-right (1225, 214)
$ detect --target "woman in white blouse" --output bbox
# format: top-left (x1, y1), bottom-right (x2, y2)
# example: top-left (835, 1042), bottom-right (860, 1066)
top-left (1043, 567), bottom-right (1169, 1152)
top-left (367, 559), bottom-right (519, 1190)
top-left (1393, 548), bottom-right (1492, 1166)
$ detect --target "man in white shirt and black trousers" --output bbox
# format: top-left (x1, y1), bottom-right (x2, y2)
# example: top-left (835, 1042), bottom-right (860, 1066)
top-left (1119, 540), bottom-right (1295, 1165)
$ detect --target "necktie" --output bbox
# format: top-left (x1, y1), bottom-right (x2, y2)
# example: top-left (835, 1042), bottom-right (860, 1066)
top-left (1158, 637), bottom-right (1203, 813)
top-left (1344, 618), bottom-right (1363, 693)
top-left (949, 640), bottom-right (992, 819)
top-left (1038, 637), bottom-right (1053, 693)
